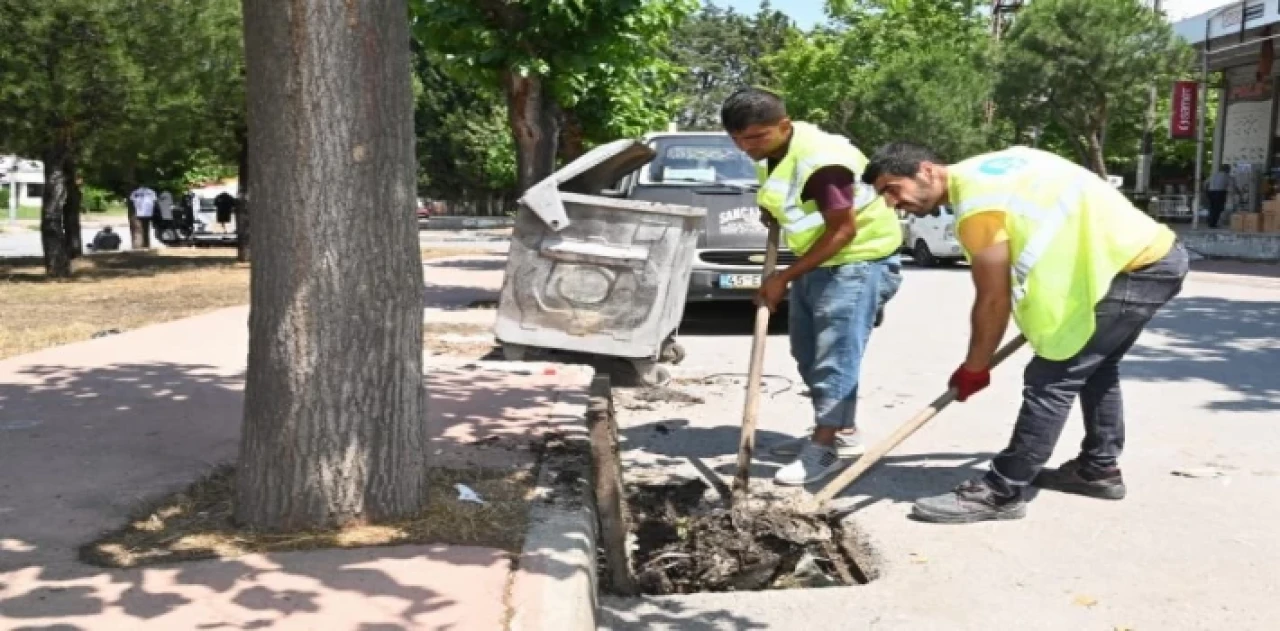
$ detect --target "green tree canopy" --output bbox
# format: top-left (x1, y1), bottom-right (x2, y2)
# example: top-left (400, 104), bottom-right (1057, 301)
top-left (995, 0), bottom-right (1192, 176)
top-left (411, 0), bottom-right (697, 192)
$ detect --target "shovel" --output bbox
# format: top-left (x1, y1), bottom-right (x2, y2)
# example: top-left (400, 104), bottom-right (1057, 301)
top-left (731, 222), bottom-right (781, 505)
top-left (804, 334), bottom-right (1028, 512)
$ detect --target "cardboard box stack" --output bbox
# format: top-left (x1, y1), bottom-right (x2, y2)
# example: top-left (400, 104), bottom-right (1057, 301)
top-left (1264, 198), bottom-right (1280, 233)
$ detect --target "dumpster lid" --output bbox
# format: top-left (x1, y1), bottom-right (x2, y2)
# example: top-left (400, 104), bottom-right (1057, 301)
top-left (519, 139), bottom-right (656, 232)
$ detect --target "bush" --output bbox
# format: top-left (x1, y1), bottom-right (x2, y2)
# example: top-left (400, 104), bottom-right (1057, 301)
top-left (82, 185), bottom-right (113, 213)
top-left (0, 187), bottom-right (8, 209)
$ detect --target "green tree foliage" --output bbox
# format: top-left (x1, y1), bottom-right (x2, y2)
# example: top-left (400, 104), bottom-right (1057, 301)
top-left (995, 0), bottom-right (1192, 176)
top-left (411, 0), bottom-right (697, 192)
top-left (0, 0), bottom-right (131, 274)
top-left (85, 0), bottom-right (245, 196)
top-left (0, 0), bottom-right (244, 275)
top-left (766, 0), bottom-right (997, 161)
top-left (413, 44), bottom-right (517, 200)
top-left (666, 1), bottom-right (797, 130)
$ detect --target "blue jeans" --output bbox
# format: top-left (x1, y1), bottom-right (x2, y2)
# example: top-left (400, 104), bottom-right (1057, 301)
top-left (789, 255), bottom-right (903, 430)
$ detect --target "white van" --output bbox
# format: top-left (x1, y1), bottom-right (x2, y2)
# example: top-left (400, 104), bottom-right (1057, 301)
top-left (898, 206), bottom-right (964, 266)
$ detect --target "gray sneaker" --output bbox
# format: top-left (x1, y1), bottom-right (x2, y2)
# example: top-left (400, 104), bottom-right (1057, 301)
top-left (774, 441), bottom-right (847, 486)
top-left (770, 428), bottom-right (865, 458)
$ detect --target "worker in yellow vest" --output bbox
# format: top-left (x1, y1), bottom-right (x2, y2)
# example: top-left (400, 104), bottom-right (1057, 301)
top-left (863, 142), bottom-right (1189, 523)
top-left (720, 88), bottom-right (904, 486)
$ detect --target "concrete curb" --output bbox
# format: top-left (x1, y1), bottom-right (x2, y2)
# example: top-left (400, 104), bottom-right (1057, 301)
top-left (507, 368), bottom-right (602, 631)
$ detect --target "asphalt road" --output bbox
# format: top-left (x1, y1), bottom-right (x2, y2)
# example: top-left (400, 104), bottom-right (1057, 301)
top-left (601, 264), bottom-right (1280, 630)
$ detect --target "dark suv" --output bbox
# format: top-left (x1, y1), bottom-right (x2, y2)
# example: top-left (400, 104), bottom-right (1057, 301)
top-left (603, 131), bottom-right (792, 302)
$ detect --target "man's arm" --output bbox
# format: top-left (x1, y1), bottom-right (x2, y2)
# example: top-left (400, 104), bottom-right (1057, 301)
top-left (963, 240), bottom-right (1013, 371)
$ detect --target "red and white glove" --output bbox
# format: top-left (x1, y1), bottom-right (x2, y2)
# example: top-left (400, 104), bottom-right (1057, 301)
top-left (949, 365), bottom-right (990, 402)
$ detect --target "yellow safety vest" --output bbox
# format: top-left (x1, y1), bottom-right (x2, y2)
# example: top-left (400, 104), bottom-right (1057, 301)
top-left (949, 147), bottom-right (1164, 360)
top-left (755, 122), bottom-right (900, 266)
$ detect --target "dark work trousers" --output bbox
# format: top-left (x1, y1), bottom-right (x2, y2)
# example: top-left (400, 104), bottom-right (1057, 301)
top-left (988, 240), bottom-right (1190, 489)
top-left (1207, 191), bottom-right (1227, 228)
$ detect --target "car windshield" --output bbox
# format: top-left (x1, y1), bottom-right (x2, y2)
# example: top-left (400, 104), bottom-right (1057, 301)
top-left (641, 136), bottom-right (758, 185)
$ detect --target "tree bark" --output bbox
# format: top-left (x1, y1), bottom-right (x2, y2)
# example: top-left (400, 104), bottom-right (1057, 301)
top-left (558, 109), bottom-right (586, 163)
top-left (41, 138), bottom-right (73, 278)
top-left (235, 125), bottom-right (251, 263)
top-left (237, 0), bottom-right (427, 532)
top-left (63, 159), bottom-right (83, 259)
top-left (502, 70), bottom-right (561, 193)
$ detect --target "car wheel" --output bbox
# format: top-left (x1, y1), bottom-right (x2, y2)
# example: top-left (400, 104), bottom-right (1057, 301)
top-left (914, 239), bottom-right (937, 267)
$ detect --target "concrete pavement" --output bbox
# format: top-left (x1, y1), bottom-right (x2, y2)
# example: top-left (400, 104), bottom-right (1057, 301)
top-left (0, 257), bottom-right (597, 630)
top-left (601, 263), bottom-right (1280, 630)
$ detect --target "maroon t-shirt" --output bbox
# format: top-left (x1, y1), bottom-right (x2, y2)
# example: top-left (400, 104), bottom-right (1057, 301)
top-left (800, 166), bottom-right (856, 214)
top-left (765, 156), bottom-right (856, 214)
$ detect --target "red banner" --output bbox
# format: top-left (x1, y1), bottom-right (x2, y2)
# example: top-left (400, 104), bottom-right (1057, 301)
top-left (1169, 80), bottom-right (1198, 140)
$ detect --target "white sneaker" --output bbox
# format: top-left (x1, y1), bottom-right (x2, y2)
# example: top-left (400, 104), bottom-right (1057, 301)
top-left (774, 441), bottom-right (847, 486)
top-left (770, 428), bottom-right (866, 458)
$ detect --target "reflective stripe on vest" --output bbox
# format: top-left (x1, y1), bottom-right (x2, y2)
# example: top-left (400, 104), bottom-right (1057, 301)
top-left (953, 180), bottom-right (1087, 308)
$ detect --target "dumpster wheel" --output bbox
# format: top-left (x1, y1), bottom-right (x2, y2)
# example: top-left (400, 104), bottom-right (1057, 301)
top-left (659, 339), bottom-right (686, 365)
top-left (633, 361), bottom-right (671, 388)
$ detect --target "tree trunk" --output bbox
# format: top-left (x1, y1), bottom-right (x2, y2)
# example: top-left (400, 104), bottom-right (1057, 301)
top-left (1087, 129), bottom-right (1108, 178)
top-left (63, 159), bottom-right (83, 259)
top-left (558, 109), bottom-right (586, 163)
top-left (235, 126), bottom-right (251, 263)
top-left (41, 139), bottom-right (73, 278)
top-left (237, 0), bottom-right (427, 532)
top-left (502, 70), bottom-right (561, 194)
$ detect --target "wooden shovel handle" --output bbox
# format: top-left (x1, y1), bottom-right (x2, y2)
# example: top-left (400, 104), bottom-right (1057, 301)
top-left (809, 334), bottom-right (1028, 508)
top-left (731, 223), bottom-right (781, 504)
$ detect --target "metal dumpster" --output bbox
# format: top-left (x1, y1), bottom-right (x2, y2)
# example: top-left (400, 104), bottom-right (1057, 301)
top-left (493, 138), bottom-right (708, 386)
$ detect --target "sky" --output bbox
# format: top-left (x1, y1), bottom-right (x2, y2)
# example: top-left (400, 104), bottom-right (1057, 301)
top-left (715, 0), bottom-right (1235, 29)
top-left (717, 0), bottom-right (828, 30)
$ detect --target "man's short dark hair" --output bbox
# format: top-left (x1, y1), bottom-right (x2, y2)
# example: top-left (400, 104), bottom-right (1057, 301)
top-left (720, 87), bottom-right (787, 134)
top-left (862, 142), bottom-right (944, 185)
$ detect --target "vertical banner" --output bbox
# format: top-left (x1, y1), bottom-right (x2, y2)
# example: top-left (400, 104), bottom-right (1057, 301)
top-left (1169, 80), bottom-right (1198, 140)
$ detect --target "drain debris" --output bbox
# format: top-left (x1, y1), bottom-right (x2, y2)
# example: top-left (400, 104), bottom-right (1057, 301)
top-left (622, 479), bottom-right (870, 595)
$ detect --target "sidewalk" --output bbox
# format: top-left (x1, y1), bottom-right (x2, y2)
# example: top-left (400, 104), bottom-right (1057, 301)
top-left (0, 293), bottom-right (595, 629)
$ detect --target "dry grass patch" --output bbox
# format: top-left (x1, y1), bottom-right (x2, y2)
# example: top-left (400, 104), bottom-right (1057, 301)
top-left (82, 464), bottom-right (536, 569)
top-left (0, 247), bottom-right (493, 360)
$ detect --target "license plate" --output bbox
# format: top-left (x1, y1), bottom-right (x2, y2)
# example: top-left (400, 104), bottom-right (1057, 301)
top-left (718, 274), bottom-right (762, 289)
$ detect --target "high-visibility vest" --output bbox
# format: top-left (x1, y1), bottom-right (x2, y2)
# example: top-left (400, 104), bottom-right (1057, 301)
top-left (949, 146), bottom-right (1164, 360)
top-left (755, 122), bottom-right (901, 266)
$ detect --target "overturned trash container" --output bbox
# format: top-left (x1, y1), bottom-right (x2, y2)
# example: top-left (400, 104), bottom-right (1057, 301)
top-left (494, 138), bottom-right (707, 386)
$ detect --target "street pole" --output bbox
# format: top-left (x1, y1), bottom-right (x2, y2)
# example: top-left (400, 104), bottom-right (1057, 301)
top-left (7, 170), bottom-right (16, 226)
top-left (1192, 20), bottom-right (1210, 231)
top-left (1136, 0), bottom-right (1162, 198)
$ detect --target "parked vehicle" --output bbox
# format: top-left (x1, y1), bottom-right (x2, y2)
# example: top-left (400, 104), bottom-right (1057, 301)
top-left (898, 206), bottom-right (964, 266)
top-left (603, 131), bottom-right (788, 303)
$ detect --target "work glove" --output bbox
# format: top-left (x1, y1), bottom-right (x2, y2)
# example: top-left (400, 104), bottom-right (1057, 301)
top-left (949, 365), bottom-right (990, 402)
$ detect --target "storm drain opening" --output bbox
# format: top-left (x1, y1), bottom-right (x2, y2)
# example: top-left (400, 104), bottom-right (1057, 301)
top-left (607, 479), bottom-right (880, 596)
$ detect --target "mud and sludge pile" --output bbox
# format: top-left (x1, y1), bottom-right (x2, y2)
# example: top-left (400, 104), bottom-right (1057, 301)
top-left (618, 479), bottom-right (878, 595)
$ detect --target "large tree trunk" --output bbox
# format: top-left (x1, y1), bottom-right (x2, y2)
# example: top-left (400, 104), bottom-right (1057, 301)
top-left (237, 0), bottom-right (427, 532)
top-left (502, 71), bottom-right (561, 193)
top-left (235, 125), bottom-right (251, 263)
top-left (41, 138), bottom-right (74, 278)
